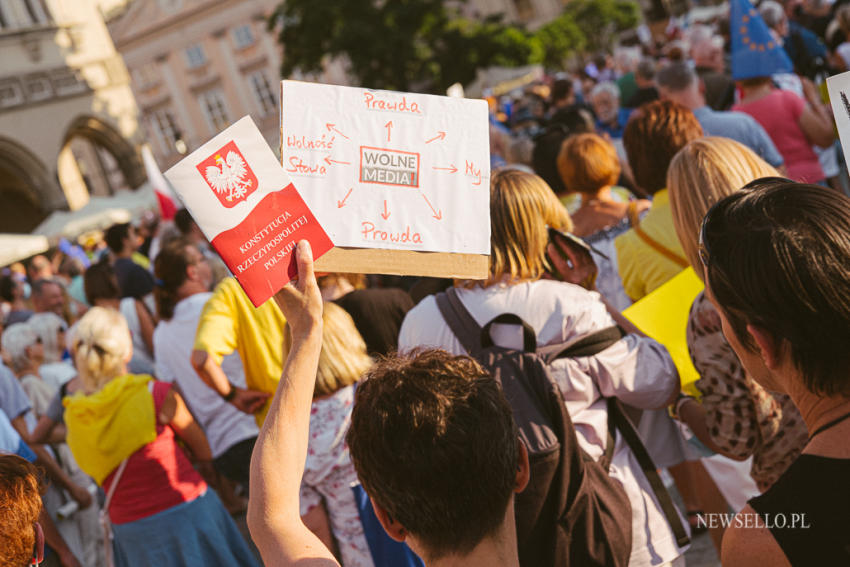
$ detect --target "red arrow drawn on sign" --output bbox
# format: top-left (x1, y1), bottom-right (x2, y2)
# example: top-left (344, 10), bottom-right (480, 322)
top-left (324, 156), bottom-right (351, 166)
top-left (381, 200), bottom-right (391, 220)
top-left (325, 123), bottom-right (350, 140)
top-left (337, 187), bottom-right (353, 208)
top-left (385, 120), bottom-right (393, 142)
top-left (432, 164), bottom-right (458, 174)
top-left (425, 131), bottom-right (446, 144)
top-left (421, 193), bottom-right (442, 220)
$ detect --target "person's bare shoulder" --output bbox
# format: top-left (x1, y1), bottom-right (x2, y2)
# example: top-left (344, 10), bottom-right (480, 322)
top-left (721, 506), bottom-right (791, 567)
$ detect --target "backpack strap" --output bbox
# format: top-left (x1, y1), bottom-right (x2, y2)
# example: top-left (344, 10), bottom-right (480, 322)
top-left (608, 398), bottom-right (691, 548)
top-left (481, 313), bottom-right (537, 353)
top-left (538, 325), bottom-right (626, 364)
top-left (627, 202), bottom-right (688, 269)
top-left (435, 288), bottom-right (482, 355)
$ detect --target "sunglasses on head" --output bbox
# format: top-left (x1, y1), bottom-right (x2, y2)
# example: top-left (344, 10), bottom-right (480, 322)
top-left (698, 176), bottom-right (793, 270)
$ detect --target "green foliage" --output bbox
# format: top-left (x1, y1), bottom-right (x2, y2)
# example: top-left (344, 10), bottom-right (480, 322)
top-left (532, 14), bottom-right (586, 69)
top-left (268, 0), bottom-right (534, 93)
top-left (531, 0), bottom-right (641, 69)
top-left (268, 0), bottom-right (642, 88)
top-left (561, 0), bottom-right (641, 54)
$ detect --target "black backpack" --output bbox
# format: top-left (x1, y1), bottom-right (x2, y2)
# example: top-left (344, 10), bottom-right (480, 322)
top-left (435, 288), bottom-right (689, 567)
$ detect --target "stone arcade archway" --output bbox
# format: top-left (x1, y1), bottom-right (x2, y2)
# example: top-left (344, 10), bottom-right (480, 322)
top-left (58, 115), bottom-right (145, 205)
top-left (0, 137), bottom-right (63, 233)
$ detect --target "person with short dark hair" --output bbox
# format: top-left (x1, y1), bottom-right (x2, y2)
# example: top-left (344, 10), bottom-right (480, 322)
top-left (31, 278), bottom-right (66, 321)
top-left (1, 274), bottom-right (33, 326)
top-left (615, 100), bottom-right (704, 301)
top-left (702, 179), bottom-right (850, 566)
top-left (84, 261), bottom-right (156, 375)
top-left (656, 61), bottom-right (785, 169)
top-left (247, 241), bottom-right (531, 567)
top-left (549, 78), bottom-right (574, 111)
top-left (104, 222), bottom-right (155, 300)
top-left (624, 58), bottom-right (659, 109)
top-left (530, 107), bottom-right (597, 195)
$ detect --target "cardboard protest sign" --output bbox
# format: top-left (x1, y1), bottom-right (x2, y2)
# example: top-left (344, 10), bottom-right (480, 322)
top-left (165, 116), bottom-right (333, 307)
top-left (828, 72), bottom-right (850, 167)
top-left (280, 81), bottom-right (490, 278)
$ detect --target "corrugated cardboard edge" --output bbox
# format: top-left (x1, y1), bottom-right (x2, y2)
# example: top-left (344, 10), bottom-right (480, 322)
top-left (280, 88), bottom-right (489, 281)
top-left (315, 247), bottom-right (489, 279)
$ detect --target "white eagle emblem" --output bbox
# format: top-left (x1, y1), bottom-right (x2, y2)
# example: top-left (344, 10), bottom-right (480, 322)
top-left (204, 151), bottom-right (253, 202)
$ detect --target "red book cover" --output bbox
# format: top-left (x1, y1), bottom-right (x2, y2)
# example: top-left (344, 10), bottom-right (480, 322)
top-left (165, 116), bottom-right (333, 306)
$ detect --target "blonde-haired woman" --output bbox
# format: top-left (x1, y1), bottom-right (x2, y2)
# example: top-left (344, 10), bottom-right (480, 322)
top-left (63, 307), bottom-right (259, 567)
top-left (668, 137), bottom-right (809, 491)
top-left (399, 169), bottom-right (686, 567)
top-left (284, 301), bottom-right (376, 566)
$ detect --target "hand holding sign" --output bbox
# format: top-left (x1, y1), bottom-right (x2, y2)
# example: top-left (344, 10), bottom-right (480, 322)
top-left (165, 117), bottom-right (334, 307)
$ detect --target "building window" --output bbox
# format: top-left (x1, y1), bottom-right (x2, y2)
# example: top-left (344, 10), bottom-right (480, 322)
top-left (0, 79), bottom-right (24, 108)
top-left (232, 24), bottom-right (254, 49)
top-left (23, 74), bottom-right (52, 101)
top-left (149, 108), bottom-right (181, 154)
top-left (50, 68), bottom-right (87, 96)
top-left (184, 44), bottom-right (207, 69)
top-left (199, 88), bottom-right (230, 133)
top-left (248, 71), bottom-right (276, 116)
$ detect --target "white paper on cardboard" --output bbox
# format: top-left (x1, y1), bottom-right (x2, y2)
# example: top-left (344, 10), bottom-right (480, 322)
top-left (280, 81), bottom-right (491, 254)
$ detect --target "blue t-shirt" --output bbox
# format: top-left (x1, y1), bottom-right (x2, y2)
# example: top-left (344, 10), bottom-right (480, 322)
top-left (693, 106), bottom-right (785, 168)
top-left (596, 107), bottom-right (633, 139)
top-left (0, 409), bottom-right (36, 462)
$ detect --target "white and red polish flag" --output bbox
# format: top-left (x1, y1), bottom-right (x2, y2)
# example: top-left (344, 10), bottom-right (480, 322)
top-left (142, 144), bottom-right (179, 220)
top-left (164, 116), bottom-right (333, 306)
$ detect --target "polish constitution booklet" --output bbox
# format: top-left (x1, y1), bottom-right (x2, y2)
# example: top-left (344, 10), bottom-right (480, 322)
top-left (165, 116), bottom-right (333, 307)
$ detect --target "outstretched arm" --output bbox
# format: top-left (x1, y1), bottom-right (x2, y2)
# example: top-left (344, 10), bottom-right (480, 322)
top-left (247, 241), bottom-right (338, 567)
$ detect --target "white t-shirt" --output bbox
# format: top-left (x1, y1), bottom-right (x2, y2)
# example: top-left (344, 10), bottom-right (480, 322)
top-left (119, 297), bottom-right (156, 375)
top-left (153, 293), bottom-right (258, 458)
top-left (39, 361), bottom-right (76, 391)
top-left (398, 280), bottom-right (687, 566)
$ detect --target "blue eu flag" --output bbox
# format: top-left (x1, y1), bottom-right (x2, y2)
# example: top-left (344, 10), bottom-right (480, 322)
top-left (731, 0), bottom-right (793, 80)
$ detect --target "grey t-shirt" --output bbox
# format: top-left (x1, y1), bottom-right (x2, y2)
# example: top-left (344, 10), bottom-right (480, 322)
top-left (693, 105), bottom-right (785, 168)
top-left (0, 363), bottom-right (31, 422)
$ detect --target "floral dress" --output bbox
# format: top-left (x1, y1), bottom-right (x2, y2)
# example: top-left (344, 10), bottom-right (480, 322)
top-left (687, 291), bottom-right (809, 491)
top-left (300, 385), bottom-right (374, 567)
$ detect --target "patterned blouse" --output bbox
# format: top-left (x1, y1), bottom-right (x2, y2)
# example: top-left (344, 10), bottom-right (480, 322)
top-left (687, 291), bottom-right (809, 491)
top-left (300, 385), bottom-right (374, 567)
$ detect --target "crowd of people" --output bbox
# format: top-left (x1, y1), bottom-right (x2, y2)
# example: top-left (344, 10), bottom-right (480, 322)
top-left (3, 1), bottom-right (850, 566)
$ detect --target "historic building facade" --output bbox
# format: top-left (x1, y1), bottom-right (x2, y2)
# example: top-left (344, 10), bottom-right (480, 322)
top-left (108, 0), bottom-right (347, 171)
top-left (0, 0), bottom-right (144, 233)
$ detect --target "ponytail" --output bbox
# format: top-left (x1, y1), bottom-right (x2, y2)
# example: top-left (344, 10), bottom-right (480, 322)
top-left (153, 238), bottom-right (195, 321)
top-left (73, 307), bottom-right (132, 393)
